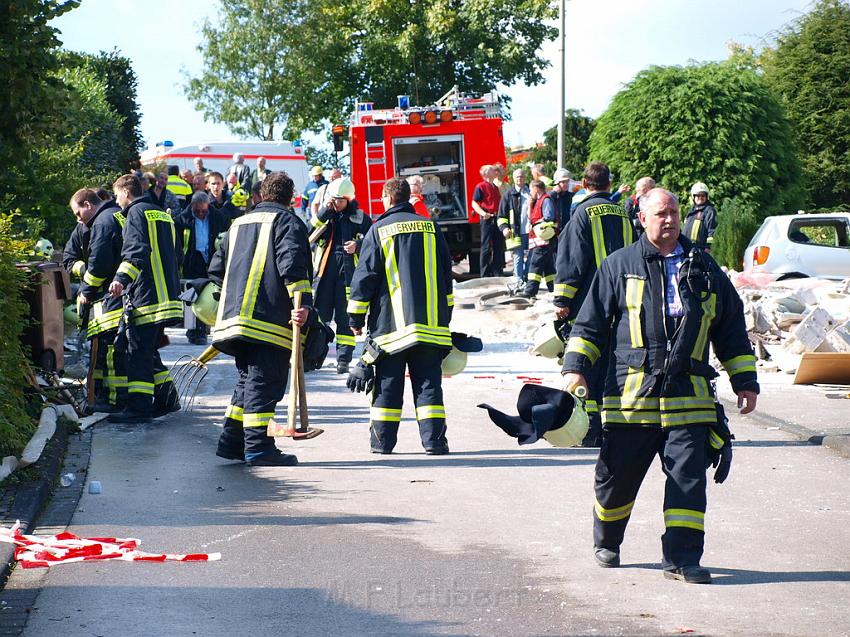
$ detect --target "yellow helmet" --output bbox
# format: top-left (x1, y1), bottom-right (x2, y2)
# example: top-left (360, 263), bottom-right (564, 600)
top-left (533, 221), bottom-right (556, 241)
top-left (191, 281), bottom-right (221, 326)
top-left (441, 347), bottom-right (468, 376)
top-left (327, 177), bottom-right (355, 200)
top-left (530, 322), bottom-right (565, 359)
top-left (34, 237), bottom-right (54, 259)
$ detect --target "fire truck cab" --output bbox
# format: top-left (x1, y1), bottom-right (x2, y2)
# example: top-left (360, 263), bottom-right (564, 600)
top-left (347, 90), bottom-right (507, 272)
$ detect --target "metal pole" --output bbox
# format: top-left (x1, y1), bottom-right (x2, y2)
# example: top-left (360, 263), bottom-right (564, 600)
top-left (556, 0), bottom-right (566, 169)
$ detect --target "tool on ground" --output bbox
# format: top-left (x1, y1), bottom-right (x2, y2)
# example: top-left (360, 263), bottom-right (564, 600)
top-left (170, 345), bottom-right (219, 411)
top-left (270, 291), bottom-right (324, 440)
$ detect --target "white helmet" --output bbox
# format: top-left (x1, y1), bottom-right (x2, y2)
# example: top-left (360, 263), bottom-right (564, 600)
top-left (553, 168), bottom-right (571, 183)
top-left (690, 182), bottom-right (709, 197)
top-left (327, 177), bottom-right (355, 200)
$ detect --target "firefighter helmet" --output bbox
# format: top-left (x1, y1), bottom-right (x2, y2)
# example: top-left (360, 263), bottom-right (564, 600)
top-left (541, 387), bottom-right (589, 448)
top-left (34, 237), bottom-right (53, 259)
top-left (533, 221), bottom-right (557, 241)
top-left (530, 322), bottom-right (565, 359)
top-left (441, 347), bottom-right (467, 377)
top-left (191, 281), bottom-right (221, 327)
top-left (690, 182), bottom-right (709, 197)
top-left (327, 177), bottom-right (355, 200)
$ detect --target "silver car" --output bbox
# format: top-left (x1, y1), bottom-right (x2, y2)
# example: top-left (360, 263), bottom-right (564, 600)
top-left (742, 212), bottom-right (850, 280)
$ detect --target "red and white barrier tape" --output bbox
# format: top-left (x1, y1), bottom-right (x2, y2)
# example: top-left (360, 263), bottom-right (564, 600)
top-left (0, 522), bottom-right (220, 568)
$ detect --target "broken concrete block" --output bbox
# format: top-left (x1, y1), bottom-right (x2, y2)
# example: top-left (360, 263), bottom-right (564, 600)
top-left (784, 307), bottom-right (836, 354)
top-left (824, 321), bottom-right (850, 353)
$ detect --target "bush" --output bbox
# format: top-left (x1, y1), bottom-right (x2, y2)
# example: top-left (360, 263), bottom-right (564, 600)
top-left (711, 198), bottom-right (760, 270)
top-left (0, 214), bottom-right (37, 458)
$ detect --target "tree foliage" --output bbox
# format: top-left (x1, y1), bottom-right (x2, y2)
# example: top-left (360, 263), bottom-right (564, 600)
top-left (761, 0), bottom-right (850, 208)
top-left (185, 0), bottom-right (557, 140)
top-left (528, 109), bottom-right (596, 176)
top-left (588, 62), bottom-right (805, 267)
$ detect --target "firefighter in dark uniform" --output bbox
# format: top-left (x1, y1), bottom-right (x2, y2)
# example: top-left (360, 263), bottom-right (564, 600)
top-left (562, 188), bottom-right (758, 584)
top-left (682, 182), bottom-right (718, 249)
top-left (63, 220), bottom-right (90, 282)
top-left (310, 177), bottom-right (372, 374)
top-left (519, 180), bottom-right (557, 298)
top-left (347, 178), bottom-right (454, 455)
top-left (70, 189), bottom-right (126, 410)
top-left (208, 172), bottom-right (315, 467)
top-left (108, 174), bottom-right (182, 423)
top-left (554, 162), bottom-right (636, 446)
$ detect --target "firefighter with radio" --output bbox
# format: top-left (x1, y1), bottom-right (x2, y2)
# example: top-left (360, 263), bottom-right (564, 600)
top-left (554, 162), bottom-right (636, 446)
top-left (207, 172), bottom-right (315, 466)
top-left (561, 187), bottom-right (758, 583)
top-left (310, 177), bottom-right (372, 374)
top-left (71, 188), bottom-right (126, 412)
top-left (683, 182), bottom-right (718, 249)
top-left (518, 179), bottom-right (557, 299)
top-left (347, 177), bottom-right (454, 455)
top-left (497, 168), bottom-right (530, 285)
top-left (108, 174), bottom-right (183, 423)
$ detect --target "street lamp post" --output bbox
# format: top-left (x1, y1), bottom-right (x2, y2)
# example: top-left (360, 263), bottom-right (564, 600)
top-left (556, 0), bottom-right (566, 169)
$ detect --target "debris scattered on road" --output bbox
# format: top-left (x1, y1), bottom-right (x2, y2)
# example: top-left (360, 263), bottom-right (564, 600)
top-left (88, 481), bottom-right (102, 494)
top-left (60, 473), bottom-right (75, 487)
top-left (0, 522), bottom-right (221, 568)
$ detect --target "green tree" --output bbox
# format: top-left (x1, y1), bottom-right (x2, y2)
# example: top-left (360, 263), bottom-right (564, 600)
top-left (528, 109), bottom-right (596, 176)
top-left (589, 62), bottom-right (805, 267)
top-left (185, 0), bottom-right (556, 139)
top-left (761, 0), bottom-right (850, 208)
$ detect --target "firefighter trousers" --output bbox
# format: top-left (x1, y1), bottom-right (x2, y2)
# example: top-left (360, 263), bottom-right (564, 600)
top-left (593, 424), bottom-right (710, 569)
top-left (218, 343), bottom-right (290, 461)
top-left (480, 218), bottom-right (503, 278)
top-left (125, 323), bottom-right (177, 414)
top-left (315, 252), bottom-right (356, 364)
top-left (525, 243), bottom-right (555, 295)
top-left (370, 345), bottom-right (448, 453)
top-left (94, 329), bottom-right (127, 407)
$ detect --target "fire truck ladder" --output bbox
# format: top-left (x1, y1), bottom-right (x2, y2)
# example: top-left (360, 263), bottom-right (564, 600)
top-left (364, 137), bottom-right (387, 212)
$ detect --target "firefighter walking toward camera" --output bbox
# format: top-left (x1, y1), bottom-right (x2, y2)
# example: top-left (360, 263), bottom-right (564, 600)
top-left (682, 182), bottom-right (718, 250)
top-left (207, 172), bottom-right (316, 467)
top-left (519, 179), bottom-right (558, 299)
top-left (554, 162), bottom-right (636, 446)
top-left (108, 174), bottom-right (182, 423)
top-left (310, 177), bottom-right (372, 374)
top-left (346, 177), bottom-right (454, 455)
top-left (561, 188), bottom-right (758, 584)
top-left (70, 188), bottom-right (127, 411)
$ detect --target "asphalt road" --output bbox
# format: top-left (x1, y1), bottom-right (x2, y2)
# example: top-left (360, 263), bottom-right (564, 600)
top-left (6, 319), bottom-right (850, 637)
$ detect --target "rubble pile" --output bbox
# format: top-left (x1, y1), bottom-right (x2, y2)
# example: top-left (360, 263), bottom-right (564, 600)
top-left (729, 271), bottom-right (850, 375)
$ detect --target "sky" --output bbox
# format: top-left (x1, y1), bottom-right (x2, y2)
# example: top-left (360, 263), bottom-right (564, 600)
top-left (51, 0), bottom-right (814, 153)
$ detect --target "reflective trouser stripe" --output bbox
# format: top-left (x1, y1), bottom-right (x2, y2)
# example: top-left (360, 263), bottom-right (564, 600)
top-left (595, 498), bottom-right (635, 522)
top-left (243, 412), bottom-right (274, 428)
top-left (370, 407), bottom-right (402, 422)
top-left (664, 508), bottom-right (705, 532)
top-left (225, 405), bottom-right (244, 422)
top-left (415, 405), bottom-right (446, 421)
top-left (336, 334), bottom-right (356, 347)
top-left (527, 271), bottom-right (543, 282)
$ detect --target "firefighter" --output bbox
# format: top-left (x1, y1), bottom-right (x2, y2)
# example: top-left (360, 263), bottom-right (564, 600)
top-left (63, 215), bottom-right (90, 281)
top-left (553, 161), bottom-right (636, 446)
top-left (518, 180), bottom-right (557, 299)
top-left (310, 177), bottom-right (372, 374)
top-left (550, 168), bottom-right (574, 231)
top-left (683, 182), bottom-right (718, 249)
top-left (207, 172), bottom-right (315, 467)
top-left (70, 189), bottom-right (127, 411)
top-left (107, 174), bottom-right (182, 423)
top-left (347, 177), bottom-right (454, 454)
top-left (562, 188), bottom-right (758, 584)
top-left (166, 165), bottom-right (193, 208)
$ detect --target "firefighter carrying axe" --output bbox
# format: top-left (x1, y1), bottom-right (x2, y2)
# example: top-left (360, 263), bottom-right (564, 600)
top-left (269, 290), bottom-right (323, 440)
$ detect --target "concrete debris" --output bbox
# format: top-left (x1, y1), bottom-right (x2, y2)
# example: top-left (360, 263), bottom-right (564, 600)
top-left (731, 272), bottom-right (850, 378)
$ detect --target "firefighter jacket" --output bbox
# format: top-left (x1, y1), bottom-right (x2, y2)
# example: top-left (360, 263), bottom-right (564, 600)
top-left (497, 185), bottom-right (529, 237)
top-left (347, 202), bottom-right (454, 355)
top-left (683, 202), bottom-right (718, 248)
top-left (310, 200), bottom-right (372, 287)
top-left (550, 187), bottom-right (574, 230)
top-left (208, 202), bottom-right (314, 356)
top-left (562, 233), bottom-right (759, 429)
top-left (554, 192), bottom-right (635, 313)
top-left (166, 175), bottom-right (193, 200)
top-left (174, 205), bottom-right (230, 280)
top-left (528, 193), bottom-right (557, 249)
top-left (79, 200), bottom-right (125, 337)
top-left (63, 222), bottom-right (90, 279)
top-left (112, 197), bottom-right (182, 328)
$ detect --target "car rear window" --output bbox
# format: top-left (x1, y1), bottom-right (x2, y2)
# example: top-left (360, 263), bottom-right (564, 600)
top-left (787, 218), bottom-right (850, 248)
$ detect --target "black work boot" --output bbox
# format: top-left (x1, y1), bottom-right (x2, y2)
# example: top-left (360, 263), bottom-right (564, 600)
top-left (594, 547), bottom-right (621, 568)
top-left (247, 451), bottom-right (299, 467)
top-left (663, 566), bottom-right (712, 584)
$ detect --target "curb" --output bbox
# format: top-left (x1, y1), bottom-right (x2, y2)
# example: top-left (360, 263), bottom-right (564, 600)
top-left (718, 396), bottom-right (850, 460)
top-left (0, 419), bottom-right (69, 590)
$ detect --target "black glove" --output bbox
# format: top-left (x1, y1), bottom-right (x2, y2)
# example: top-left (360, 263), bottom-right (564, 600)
top-left (713, 443), bottom-right (732, 484)
top-left (346, 361), bottom-right (374, 393)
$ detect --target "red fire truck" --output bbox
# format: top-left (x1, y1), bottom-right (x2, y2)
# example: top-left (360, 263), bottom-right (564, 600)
top-left (346, 89), bottom-right (507, 273)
